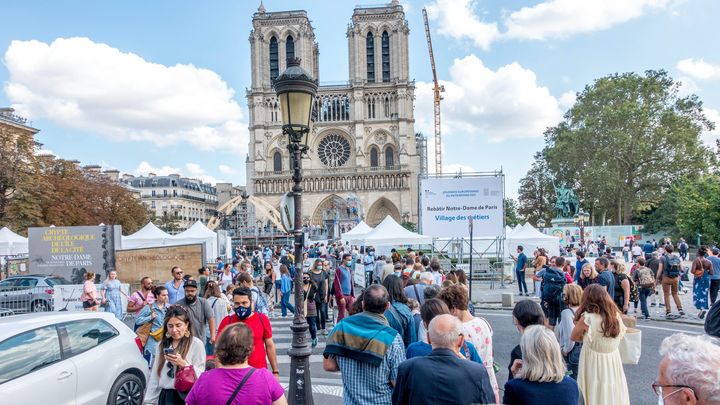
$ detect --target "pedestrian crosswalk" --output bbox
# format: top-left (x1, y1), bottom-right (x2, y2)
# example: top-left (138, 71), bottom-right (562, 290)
top-left (269, 309), bottom-right (345, 398)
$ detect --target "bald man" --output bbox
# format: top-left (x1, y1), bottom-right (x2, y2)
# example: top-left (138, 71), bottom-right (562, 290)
top-left (392, 314), bottom-right (495, 405)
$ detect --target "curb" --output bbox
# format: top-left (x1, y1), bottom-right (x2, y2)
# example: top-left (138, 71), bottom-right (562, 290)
top-left (472, 304), bottom-right (706, 327)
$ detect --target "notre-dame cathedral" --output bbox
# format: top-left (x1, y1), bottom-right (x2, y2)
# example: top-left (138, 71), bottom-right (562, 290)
top-left (246, 1), bottom-right (423, 233)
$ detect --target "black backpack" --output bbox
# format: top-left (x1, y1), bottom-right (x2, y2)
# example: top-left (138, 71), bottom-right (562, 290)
top-left (541, 267), bottom-right (566, 304)
top-left (664, 255), bottom-right (681, 277)
top-left (705, 300), bottom-right (720, 338)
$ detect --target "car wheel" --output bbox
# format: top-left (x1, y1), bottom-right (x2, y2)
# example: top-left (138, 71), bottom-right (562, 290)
top-left (107, 372), bottom-right (144, 405)
top-left (31, 300), bottom-right (50, 312)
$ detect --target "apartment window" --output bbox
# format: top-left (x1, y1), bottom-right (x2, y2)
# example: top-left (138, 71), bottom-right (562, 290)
top-left (366, 32), bottom-right (375, 83)
top-left (381, 31), bottom-right (390, 82)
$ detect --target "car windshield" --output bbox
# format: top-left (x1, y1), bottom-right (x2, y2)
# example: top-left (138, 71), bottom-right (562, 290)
top-left (45, 278), bottom-right (71, 286)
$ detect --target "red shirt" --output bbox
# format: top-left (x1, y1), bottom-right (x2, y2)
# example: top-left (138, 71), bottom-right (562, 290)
top-left (217, 312), bottom-right (272, 368)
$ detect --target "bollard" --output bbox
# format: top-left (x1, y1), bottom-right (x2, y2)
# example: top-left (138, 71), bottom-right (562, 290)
top-left (501, 292), bottom-right (514, 308)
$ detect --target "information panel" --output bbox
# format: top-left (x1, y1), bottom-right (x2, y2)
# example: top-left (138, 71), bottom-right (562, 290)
top-left (420, 176), bottom-right (504, 238)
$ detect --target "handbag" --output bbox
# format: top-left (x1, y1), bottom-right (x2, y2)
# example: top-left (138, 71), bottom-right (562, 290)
top-left (174, 365), bottom-right (197, 393)
top-left (82, 298), bottom-right (97, 309)
top-left (618, 327), bottom-right (642, 365)
top-left (135, 305), bottom-right (154, 346)
top-left (149, 326), bottom-right (164, 341)
top-left (225, 368), bottom-right (256, 405)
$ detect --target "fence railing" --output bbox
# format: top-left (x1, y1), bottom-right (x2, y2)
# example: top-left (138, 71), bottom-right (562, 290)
top-left (0, 286), bottom-right (56, 314)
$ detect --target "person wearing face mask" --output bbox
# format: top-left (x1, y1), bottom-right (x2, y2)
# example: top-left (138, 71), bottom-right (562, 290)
top-left (333, 253), bottom-right (356, 321)
top-left (309, 259), bottom-right (329, 335)
top-left (217, 287), bottom-right (280, 380)
top-left (302, 273), bottom-right (321, 348)
top-left (654, 333), bottom-right (720, 405)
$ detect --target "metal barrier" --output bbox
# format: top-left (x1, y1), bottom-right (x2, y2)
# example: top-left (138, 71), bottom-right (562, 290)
top-left (0, 286), bottom-right (56, 314)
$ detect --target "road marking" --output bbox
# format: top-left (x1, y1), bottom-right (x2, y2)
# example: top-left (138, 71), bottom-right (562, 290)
top-left (635, 324), bottom-right (704, 334)
top-left (279, 383), bottom-right (343, 397)
top-left (279, 376), bottom-right (342, 386)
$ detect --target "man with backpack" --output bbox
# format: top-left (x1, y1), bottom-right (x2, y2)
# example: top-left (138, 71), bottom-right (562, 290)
top-left (540, 256), bottom-right (567, 329)
top-left (678, 238), bottom-right (689, 261)
top-left (656, 245), bottom-right (686, 319)
top-left (632, 257), bottom-right (655, 320)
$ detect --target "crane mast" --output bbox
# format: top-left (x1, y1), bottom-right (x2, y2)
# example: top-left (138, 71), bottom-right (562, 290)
top-left (422, 7), bottom-right (444, 175)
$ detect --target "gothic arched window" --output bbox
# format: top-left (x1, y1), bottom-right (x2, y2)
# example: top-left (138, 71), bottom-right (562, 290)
top-left (286, 35), bottom-right (295, 61)
top-left (366, 32), bottom-right (375, 83)
top-left (385, 146), bottom-right (394, 168)
top-left (381, 31), bottom-right (390, 82)
top-left (273, 151), bottom-right (282, 173)
top-left (370, 147), bottom-right (379, 167)
top-left (269, 36), bottom-right (279, 81)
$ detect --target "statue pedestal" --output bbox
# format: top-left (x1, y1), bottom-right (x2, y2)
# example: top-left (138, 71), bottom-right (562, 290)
top-left (550, 217), bottom-right (576, 228)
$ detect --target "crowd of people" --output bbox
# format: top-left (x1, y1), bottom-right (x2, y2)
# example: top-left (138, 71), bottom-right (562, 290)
top-left (101, 240), bottom-right (720, 405)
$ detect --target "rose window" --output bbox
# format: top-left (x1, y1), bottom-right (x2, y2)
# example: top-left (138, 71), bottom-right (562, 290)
top-left (317, 133), bottom-right (351, 168)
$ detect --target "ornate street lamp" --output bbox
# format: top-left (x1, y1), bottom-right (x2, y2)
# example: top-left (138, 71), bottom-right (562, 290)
top-left (574, 210), bottom-right (590, 248)
top-left (274, 57), bottom-right (318, 405)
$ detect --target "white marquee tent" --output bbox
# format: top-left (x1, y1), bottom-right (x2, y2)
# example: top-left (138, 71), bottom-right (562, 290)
top-left (358, 216), bottom-right (434, 246)
top-left (172, 221), bottom-right (218, 262)
top-left (507, 223), bottom-right (561, 257)
top-left (121, 222), bottom-right (174, 250)
top-left (341, 221), bottom-right (373, 245)
top-left (0, 227), bottom-right (29, 256)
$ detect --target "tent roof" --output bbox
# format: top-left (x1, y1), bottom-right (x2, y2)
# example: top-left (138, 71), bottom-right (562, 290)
top-left (173, 221), bottom-right (216, 239)
top-left (342, 221), bottom-right (373, 237)
top-left (511, 223), bottom-right (558, 240)
top-left (124, 222), bottom-right (172, 240)
top-left (0, 227), bottom-right (27, 243)
top-left (360, 216), bottom-right (433, 245)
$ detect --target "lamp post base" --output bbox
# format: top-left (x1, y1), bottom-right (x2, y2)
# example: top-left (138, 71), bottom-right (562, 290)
top-left (288, 319), bottom-right (314, 405)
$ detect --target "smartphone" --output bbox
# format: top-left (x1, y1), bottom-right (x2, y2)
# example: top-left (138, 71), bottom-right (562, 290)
top-left (163, 347), bottom-right (175, 355)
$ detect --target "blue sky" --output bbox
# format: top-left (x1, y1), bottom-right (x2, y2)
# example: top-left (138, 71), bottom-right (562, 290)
top-left (2, 0), bottom-right (719, 198)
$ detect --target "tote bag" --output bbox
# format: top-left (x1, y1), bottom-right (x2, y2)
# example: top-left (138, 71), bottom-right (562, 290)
top-left (618, 327), bottom-right (642, 365)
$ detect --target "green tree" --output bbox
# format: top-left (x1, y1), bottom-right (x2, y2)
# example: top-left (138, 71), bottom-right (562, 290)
top-left (518, 153), bottom-right (555, 226)
top-left (675, 174), bottom-right (720, 244)
top-left (154, 211), bottom-right (181, 234)
top-left (0, 124), bottom-right (43, 231)
top-left (401, 221), bottom-right (417, 232)
top-left (504, 198), bottom-right (523, 226)
top-left (543, 70), bottom-right (715, 224)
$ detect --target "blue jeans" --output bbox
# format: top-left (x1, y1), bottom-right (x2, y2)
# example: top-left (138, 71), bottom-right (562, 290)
top-left (516, 270), bottom-right (528, 294)
top-left (281, 291), bottom-right (295, 316)
top-left (307, 316), bottom-right (317, 340)
top-left (639, 287), bottom-right (653, 318)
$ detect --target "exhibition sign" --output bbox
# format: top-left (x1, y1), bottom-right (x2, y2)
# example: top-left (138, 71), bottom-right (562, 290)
top-left (52, 283), bottom-right (129, 312)
top-left (28, 225), bottom-right (117, 283)
top-left (420, 176), bottom-right (505, 238)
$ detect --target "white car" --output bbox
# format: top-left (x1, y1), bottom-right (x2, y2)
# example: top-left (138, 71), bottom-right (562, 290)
top-left (0, 312), bottom-right (149, 405)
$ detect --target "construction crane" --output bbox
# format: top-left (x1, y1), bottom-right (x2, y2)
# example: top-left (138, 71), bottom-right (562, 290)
top-left (422, 7), bottom-right (445, 175)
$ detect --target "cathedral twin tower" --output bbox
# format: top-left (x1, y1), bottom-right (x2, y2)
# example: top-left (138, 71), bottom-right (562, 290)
top-left (246, 1), bottom-right (421, 232)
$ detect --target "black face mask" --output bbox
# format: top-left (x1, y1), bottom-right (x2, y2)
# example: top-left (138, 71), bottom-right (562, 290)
top-left (303, 279), bottom-right (310, 284)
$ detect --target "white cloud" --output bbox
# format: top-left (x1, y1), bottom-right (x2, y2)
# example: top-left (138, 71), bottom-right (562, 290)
top-left (131, 161), bottom-right (224, 185)
top-left (504, 0), bottom-right (668, 40)
top-left (415, 55), bottom-right (562, 143)
top-left (4, 37), bottom-right (248, 154)
top-left (425, 0), bottom-right (668, 49)
top-left (676, 58), bottom-right (720, 81)
top-left (425, 0), bottom-right (500, 51)
top-left (218, 164), bottom-right (238, 175)
top-left (558, 90), bottom-right (577, 110)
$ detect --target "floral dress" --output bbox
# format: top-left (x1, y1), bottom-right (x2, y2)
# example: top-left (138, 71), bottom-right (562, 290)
top-left (693, 258), bottom-right (711, 310)
top-left (102, 279), bottom-right (123, 319)
top-left (460, 316), bottom-right (499, 402)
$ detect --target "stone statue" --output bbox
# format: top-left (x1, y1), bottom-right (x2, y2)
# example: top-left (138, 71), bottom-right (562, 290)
top-left (553, 184), bottom-right (580, 219)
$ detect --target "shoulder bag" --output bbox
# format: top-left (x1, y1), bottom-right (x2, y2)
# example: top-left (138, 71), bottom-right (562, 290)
top-left (225, 368), bottom-right (256, 405)
top-left (135, 304), bottom-right (154, 346)
top-left (174, 364), bottom-right (197, 393)
top-left (618, 327), bottom-right (642, 365)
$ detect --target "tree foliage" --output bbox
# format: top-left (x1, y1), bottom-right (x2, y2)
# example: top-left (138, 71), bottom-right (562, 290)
top-left (504, 198), bottom-right (523, 226)
top-left (0, 135), bottom-right (150, 234)
top-left (527, 70), bottom-right (715, 225)
top-left (674, 175), bottom-right (720, 244)
top-left (518, 153), bottom-right (555, 226)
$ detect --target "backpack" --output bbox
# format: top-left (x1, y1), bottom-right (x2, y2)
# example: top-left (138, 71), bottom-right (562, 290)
top-left (636, 266), bottom-right (655, 288)
top-left (627, 275), bottom-right (639, 302)
top-left (541, 267), bottom-right (566, 304)
top-left (664, 255), bottom-right (681, 277)
top-left (251, 286), bottom-right (269, 315)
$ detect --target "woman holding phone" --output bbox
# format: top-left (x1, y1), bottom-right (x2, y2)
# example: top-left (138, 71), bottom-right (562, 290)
top-left (144, 305), bottom-right (206, 404)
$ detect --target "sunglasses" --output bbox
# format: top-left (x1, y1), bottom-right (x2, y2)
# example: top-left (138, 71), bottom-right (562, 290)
top-left (167, 362), bottom-right (175, 378)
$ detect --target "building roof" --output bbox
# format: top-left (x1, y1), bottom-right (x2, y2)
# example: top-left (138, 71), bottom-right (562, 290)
top-left (124, 175), bottom-right (217, 194)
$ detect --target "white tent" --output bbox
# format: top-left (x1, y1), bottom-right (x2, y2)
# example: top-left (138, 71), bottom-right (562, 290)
top-left (508, 222), bottom-right (561, 257)
top-left (358, 216), bottom-right (434, 246)
top-left (0, 227), bottom-right (29, 256)
top-left (122, 222), bottom-right (174, 250)
top-left (341, 221), bottom-right (374, 245)
top-left (172, 221), bottom-right (218, 262)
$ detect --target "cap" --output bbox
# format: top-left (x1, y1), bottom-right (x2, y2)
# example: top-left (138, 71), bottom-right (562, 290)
top-left (184, 279), bottom-right (198, 289)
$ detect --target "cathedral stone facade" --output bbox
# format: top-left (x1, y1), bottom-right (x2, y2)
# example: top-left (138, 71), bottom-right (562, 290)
top-left (246, 1), bottom-right (421, 231)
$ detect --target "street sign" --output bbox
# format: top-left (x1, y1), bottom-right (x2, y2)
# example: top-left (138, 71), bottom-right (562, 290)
top-left (280, 192), bottom-right (295, 233)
